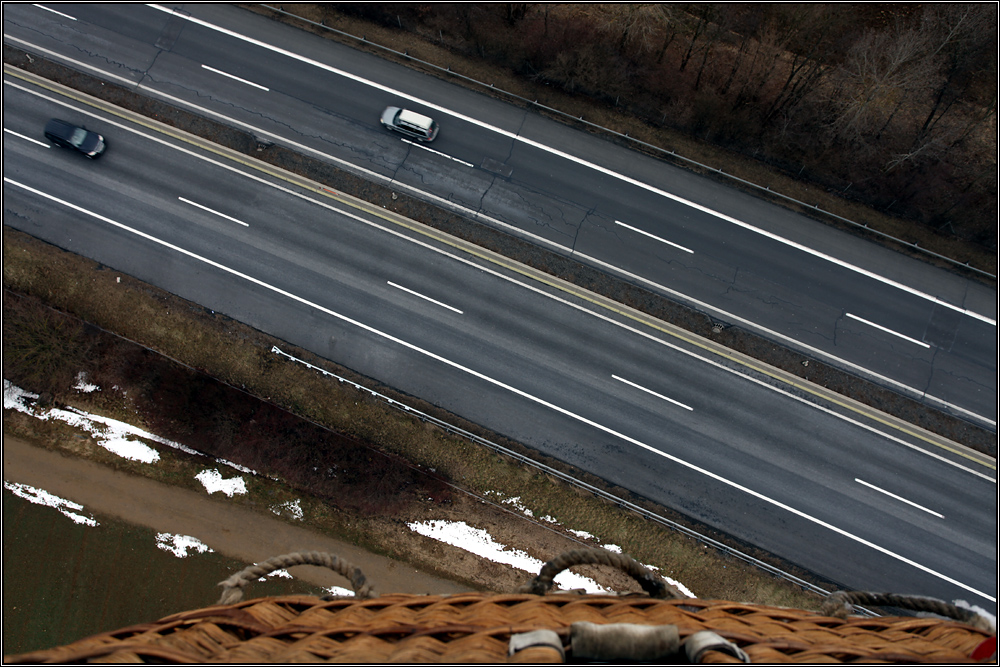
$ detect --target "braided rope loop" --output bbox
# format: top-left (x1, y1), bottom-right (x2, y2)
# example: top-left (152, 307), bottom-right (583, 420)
top-left (821, 591), bottom-right (995, 632)
top-left (216, 550), bottom-right (377, 604)
top-left (517, 548), bottom-right (685, 599)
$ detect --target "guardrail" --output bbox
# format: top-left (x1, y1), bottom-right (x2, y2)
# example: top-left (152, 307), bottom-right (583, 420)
top-left (258, 4), bottom-right (994, 282)
top-left (272, 345), bottom-right (875, 610)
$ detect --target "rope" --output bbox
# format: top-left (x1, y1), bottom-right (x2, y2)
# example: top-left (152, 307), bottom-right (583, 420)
top-left (820, 591), bottom-right (994, 632)
top-left (517, 548), bottom-right (685, 599)
top-left (216, 551), bottom-right (377, 605)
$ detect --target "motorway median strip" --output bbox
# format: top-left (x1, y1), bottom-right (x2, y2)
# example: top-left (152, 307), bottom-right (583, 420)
top-left (4, 64), bottom-right (993, 472)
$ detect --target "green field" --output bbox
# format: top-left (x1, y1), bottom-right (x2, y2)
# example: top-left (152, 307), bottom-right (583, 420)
top-left (1, 489), bottom-right (324, 657)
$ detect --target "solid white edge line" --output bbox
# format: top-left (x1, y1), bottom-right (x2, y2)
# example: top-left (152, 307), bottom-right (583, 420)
top-left (178, 197), bottom-right (249, 226)
top-left (388, 281), bottom-right (463, 314)
top-left (6, 74), bottom-right (995, 467)
top-left (615, 220), bottom-right (693, 254)
top-left (612, 375), bottom-right (693, 411)
top-left (200, 64), bottom-right (269, 91)
top-left (9, 44), bottom-right (992, 429)
top-left (845, 313), bottom-right (931, 349)
top-left (855, 479), bottom-right (945, 518)
top-left (4, 34), bottom-right (139, 87)
top-left (32, 4), bottom-right (76, 20)
top-left (144, 4), bottom-right (995, 326)
top-left (574, 249), bottom-right (996, 428)
top-left (4, 175), bottom-right (994, 604)
top-left (4, 127), bottom-right (49, 147)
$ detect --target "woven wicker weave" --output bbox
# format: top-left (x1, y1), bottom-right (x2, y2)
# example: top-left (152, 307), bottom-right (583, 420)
top-left (5, 550), bottom-right (995, 663)
top-left (7, 593), bottom-right (994, 663)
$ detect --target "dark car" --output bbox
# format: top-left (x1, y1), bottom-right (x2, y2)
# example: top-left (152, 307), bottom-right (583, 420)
top-left (380, 106), bottom-right (439, 142)
top-left (44, 118), bottom-right (106, 158)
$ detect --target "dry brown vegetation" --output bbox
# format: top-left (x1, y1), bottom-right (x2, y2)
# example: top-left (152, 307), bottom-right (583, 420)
top-left (2, 4), bottom-right (995, 611)
top-left (282, 2), bottom-right (997, 271)
top-left (3, 228), bottom-right (827, 607)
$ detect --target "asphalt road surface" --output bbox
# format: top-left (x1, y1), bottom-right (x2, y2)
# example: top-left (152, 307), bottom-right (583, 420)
top-left (3, 3), bottom-right (996, 430)
top-left (4, 66), bottom-right (996, 613)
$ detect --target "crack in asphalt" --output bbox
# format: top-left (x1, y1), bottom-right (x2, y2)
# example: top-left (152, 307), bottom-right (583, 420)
top-left (142, 73), bottom-right (395, 170)
top-left (572, 206), bottom-right (599, 253)
top-left (477, 173), bottom-right (498, 218)
top-left (10, 22), bottom-right (149, 82)
top-left (493, 188), bottom-right (576, 244)
top-left (588, 218), bottom-right (625, 245)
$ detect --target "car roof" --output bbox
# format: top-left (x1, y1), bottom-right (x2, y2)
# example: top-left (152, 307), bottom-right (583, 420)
top-left (46, 118), bottom-right (76, 132)
top-left (398, 109), bottom-right (434, 130)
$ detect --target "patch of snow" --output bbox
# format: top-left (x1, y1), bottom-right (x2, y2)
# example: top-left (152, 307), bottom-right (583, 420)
top-left (73, 371), bottom-right (100, 393)
top-left (4, 480), bottom-right (99, 526)
top-left (954, 600), bottom-right (996, 633)
top-left (217, 458), bottom-right (257, 475)
top-left (258, 568), bottom-right (293, 581)
top-left (96, 437), bottom-right (159, 464)
top-left (195, 469), bottom-right (247, 497)
top-left (565, 526), bottom-right (695, 598)
top-left (271, 499), bottom-right (303, 520)
top-left (540, 515), bottom-right (558, 523)
top-left (155, 532), bottom-right (213, 558)
top-left (408, 519), bottom-right (611, 594)
top-left (502, 496), bottom-right (534, 517)
top-left (324, 585), bottom-right (355, 597)
top-left (5, 379), bottom-right (173, 462)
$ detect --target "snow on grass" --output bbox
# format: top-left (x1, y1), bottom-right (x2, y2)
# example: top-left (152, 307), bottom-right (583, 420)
top-left (324, 585), bottom-right (355, 597)
top-left (5, 380), bottom-right (260, 475)
top-left (480, 490), bottom-right (695, 598)
top-left (640, 563), bottom-right (696, 598)
top-left (501, 496), bottom-right (533, 517)
top-left (73, 371), bottom-right (100, 393)
top-left (408, 519), bottom-right (611, 594)
top-left (195, 469), bottom-right (247, 497)
top-left (271, 499), bottom-right (303, 520)
top-left (6, 380), bottom-right (167, 463)
top-left (4, 480), bottom-right (99, 526)
top-left (218, 458), bottom-right (257, 475)
top-left (258, 568), bottom-right (293, 582)
top-left (155, 532), bottom-right (214, 558)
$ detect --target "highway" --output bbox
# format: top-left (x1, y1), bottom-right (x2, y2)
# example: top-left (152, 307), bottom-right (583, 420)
top-left (3, 3), bottom-right (996, 430)
top-left (3, 63), bottom-right (997, 613)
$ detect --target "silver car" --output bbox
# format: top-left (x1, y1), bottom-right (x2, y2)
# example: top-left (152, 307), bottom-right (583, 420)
top-left (380, 106), bottom-right (439, 142)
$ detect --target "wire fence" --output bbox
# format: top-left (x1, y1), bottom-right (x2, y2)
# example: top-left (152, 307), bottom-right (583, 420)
top-left (272, 345), bottom-right (877, 611)
top-left (258, 4), bottom-right (994, 281)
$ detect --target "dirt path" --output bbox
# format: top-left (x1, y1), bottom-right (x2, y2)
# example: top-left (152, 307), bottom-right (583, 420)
top-left (3, 434), bottom-right (469, 596)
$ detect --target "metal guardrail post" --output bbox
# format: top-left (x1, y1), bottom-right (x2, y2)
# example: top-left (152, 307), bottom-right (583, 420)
top-left (272, 345), bottom-right (858, 606)
top-left (257, 4), bottom-right (994, 281)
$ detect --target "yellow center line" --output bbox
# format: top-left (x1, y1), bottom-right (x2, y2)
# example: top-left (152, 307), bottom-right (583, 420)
top-left (6, 64), bottom-right (993, 471)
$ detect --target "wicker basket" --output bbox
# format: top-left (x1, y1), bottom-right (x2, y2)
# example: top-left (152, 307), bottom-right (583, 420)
top-left (6, 550), bottom-right (995, 663)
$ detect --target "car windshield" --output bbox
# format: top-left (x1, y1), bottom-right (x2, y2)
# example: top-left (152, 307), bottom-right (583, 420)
top-left (68, 128), bottom-right (88, 148)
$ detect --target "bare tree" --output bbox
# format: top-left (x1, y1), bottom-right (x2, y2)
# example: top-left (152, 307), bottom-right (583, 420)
top-left (829, 23), bottom-right (934, 145)
top-left (595, 3), bottom-right (662, 54)
top-left (679, 5), bottom-right (714, 71)
top-left (654, 5), bottom-right (682, 64)
top-left (758, 5), bottom-right (837, 128)
top-left (914, 4), bottom-right (997, 143)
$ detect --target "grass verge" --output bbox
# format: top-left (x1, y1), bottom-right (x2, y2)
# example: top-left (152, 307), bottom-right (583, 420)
top-left (4, 43), bottom-right (993, 456)
top-left (4, 226), bottom-right (828, 610)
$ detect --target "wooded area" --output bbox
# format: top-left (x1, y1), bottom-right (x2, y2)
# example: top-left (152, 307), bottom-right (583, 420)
top-left (331, 3), bottom-right (997, 252)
